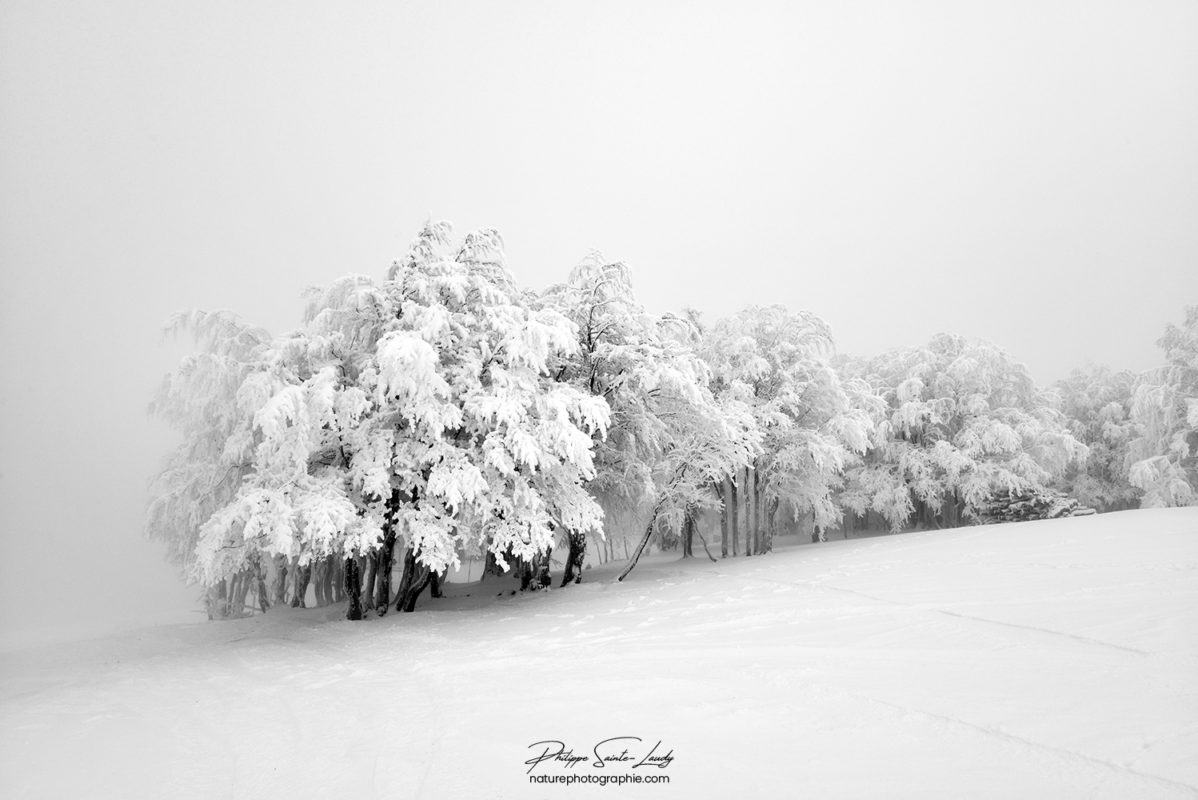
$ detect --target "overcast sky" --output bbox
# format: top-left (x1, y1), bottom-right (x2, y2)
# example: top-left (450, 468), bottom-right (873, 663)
top-left (2, 0), bottom-right (1196, 640)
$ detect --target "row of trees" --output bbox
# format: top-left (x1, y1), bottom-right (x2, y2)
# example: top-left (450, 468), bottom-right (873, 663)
top-left (148, 224), bottom-right (1198, 618)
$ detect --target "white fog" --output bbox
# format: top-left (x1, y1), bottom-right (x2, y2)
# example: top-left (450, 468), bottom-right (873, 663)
top-left (1, 1), bottom-right (1195, 797)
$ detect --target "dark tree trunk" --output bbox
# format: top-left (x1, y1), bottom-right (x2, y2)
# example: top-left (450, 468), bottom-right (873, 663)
top-left (224, 575), bottom-right (238, 618)
top-left (730, 478), bottom-right (739, 557)
top-left (430, 569), bottom-right (444, 598)
top-left (363, 551), bottom-right (378, 612)
top-left (915, 497), bottom-right (933, 529)
top-left (537, 546), bottom-right (551, 588)
top-left (344, 557), bottom-right (363, 620)
top-left (743, 466), bottom-right (753, 556)
top-left (331, 557), bottom-right (345, 603)
top-left (719, 479), bottom-right (729, 558)
top-left (272, 555), bottom-right (289, 606)
top-left (374, 530), bottom-right (397, 616)
top-left (321, 555), bottom-right (336, 605)
top-left (617, 513), bottom-right (659, 582)
top-left (519, 547), bottom-right (552, 591)
top-left (373, 491), bottom-right (402, 617)
top-left (944, 492), bottom-right (964, 528)
top-left (753, 467), bottom-right (762, 554)
top-left (207, 579), bottom-right (228, 620)
top-left (231, 570), bottom-right (251, 616)
top-left (291, 561), bottom-right (311, 608)
top-left (764, 496), bottom-right (778, 553)
top-left (312, 559), bottom-right (327, 607)
top-left (396, 547), bottom-right (432, 612)
top-left (615, 457), bottom-right (693, 581)
top-left (694, 521), bottom-right (718, 563)
top-left (747, 466), bottom-right (755, 555)
top-left (396, 547), bottom-right (415, 605)
top-left (561, 531), bottom-right (587, 586)
top-left (254, 561), bottom-right (270, 614)
top-left (682, 514), bottom-right (694, 558)
top-left (324, 557), bottom-right (335, 604)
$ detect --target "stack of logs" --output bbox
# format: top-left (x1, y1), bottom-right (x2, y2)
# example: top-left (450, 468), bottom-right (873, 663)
top-left (979, 488), bottom-right (1096, 524)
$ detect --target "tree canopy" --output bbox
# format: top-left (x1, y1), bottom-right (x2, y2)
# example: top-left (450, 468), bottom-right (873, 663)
top-left (840, 335), bottom-right (1087, 531)
top-left (1128, 306), bottom-right (1198, 507)
top-left (148, 224), bottom-right (1197, 618)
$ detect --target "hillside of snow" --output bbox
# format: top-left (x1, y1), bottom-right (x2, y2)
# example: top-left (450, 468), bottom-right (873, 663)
top-left (2, 508), bottom-right (1196, 799)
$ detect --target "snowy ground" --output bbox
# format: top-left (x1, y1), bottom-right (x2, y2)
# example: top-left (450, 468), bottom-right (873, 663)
top-left (2, 508), bottom-right (1196, 799)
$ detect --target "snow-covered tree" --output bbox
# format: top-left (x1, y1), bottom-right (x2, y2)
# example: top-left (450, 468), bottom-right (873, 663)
top-left (151, 223), bottom-right (610, 618)
top-left (541, 256), bottom-right (757, 581)
top-left (147, 311), bottom-right (278, 617)
top-left (1053, 365), bottom-right (1140, 511)
top-left (840, 334), bottom-right (1087, 532)
top-left (1128, 306), bottom-right (1198, 507)
top-left (703, 306), bottom-right (874, 547)
top-left (185, 286), bottom-right (387, 615)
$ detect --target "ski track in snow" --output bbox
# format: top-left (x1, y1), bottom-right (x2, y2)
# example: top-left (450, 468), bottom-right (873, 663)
top-left (749, 574), bottom-right (1152, 656)
top-left (861, 695), bottom-right (1198, 797)
top-left (1, 508), bottom-right (1196, 799)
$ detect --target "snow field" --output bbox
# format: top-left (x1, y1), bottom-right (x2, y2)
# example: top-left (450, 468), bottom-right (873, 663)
top-left (1, 508), bottom-right (1196, 799)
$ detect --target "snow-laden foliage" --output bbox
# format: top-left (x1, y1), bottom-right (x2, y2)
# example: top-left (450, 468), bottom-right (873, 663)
top-left (541, 256), bottom-right (758, 535)
top-left (147, 311), bottom-right (274, 573)
top-left (1053, 366), bottom-right (1140, 511)
top-left (703, 306), bottom-right (875, 533)
top-left (1128, 306), bottom-right (1198, 507)
top-left (153, 223), bottom-right (609, 587)
top-left (841, 334), bottom-right (1087, 531)
top-left (149, 224), bottom-right (1187, 616)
